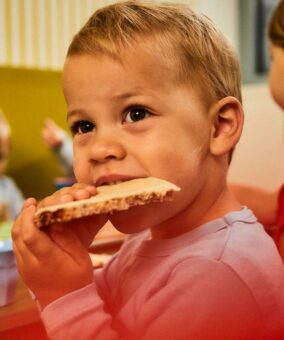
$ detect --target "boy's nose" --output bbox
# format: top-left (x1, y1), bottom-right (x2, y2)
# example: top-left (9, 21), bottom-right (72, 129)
top-left (89, 132), bottom-right (126, 163)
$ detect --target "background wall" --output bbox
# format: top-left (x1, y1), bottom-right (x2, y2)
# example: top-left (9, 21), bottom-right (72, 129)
top-left (0, 0), bottom-right (239, 70)
top-left (229, 84), bottom-right (284, 190)
top-left (0, 0), bottom-right (116, 199)
top-left (0, 67), bottom-right (66, 199)
top-left (0, 0), bottom-right (114, 69)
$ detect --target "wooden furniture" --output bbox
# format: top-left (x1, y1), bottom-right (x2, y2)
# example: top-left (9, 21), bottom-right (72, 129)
top-left (0, 279), bottom-right (48, 340)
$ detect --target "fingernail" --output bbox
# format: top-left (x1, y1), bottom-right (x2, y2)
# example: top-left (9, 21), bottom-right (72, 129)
top-left (24, 197), bottom-right (36, 207)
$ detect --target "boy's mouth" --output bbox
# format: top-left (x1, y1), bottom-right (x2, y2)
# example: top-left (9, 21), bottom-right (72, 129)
top-left (100, 180), bottom-right (124, 186)
top-left (96, 175), bottom-right (142, 187)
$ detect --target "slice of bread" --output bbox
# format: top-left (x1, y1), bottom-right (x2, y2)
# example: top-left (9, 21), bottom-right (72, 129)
top-left (34, 177), bottom-right (180, 228)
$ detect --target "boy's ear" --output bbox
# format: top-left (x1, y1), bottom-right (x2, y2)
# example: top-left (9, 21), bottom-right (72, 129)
top-left (209, 96), bottom-right (244, 157)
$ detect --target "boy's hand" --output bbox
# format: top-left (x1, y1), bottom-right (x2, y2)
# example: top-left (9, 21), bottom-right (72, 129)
top-left (12, 184), bottom-right (108, 309)
top-left (38, 183), bottom-right (108, 248)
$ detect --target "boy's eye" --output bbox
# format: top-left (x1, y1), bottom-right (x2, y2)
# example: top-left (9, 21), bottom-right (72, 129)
top-left (124, 107), bottom-right (150, 123)
top-left (71, 120), bottom-right (95, 135)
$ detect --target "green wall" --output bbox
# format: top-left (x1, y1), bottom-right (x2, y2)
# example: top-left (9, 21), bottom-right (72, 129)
top-left (0, 67), bottom-right (71, 199)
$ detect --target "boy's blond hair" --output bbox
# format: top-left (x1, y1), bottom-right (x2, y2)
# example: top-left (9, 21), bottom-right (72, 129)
top-left (67, 1), bottom-right (242, 107)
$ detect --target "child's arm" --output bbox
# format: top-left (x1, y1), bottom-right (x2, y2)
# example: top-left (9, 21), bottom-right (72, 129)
top-left (39, 256), bottom-right (267, 340)
top-left (12, 184), bottom-right (107, 309)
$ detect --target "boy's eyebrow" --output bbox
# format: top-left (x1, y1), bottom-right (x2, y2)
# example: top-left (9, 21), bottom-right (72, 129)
top-left (66, 89), bottom-right (153, 122)
top-left (110, 90), bottom-right (159, 103)
top-left (66, 110), bottom-right (86, 121)
top-left (110, 91), bottom-right (141, 100)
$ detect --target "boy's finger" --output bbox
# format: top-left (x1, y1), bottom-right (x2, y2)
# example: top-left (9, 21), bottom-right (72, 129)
top-left (59, 184), bottom-right (97, 199)
top-left (12, 239), bottom-right (24, 267)
top-left (12, 212), bottom-right (41, 268)
top-left (38, 185), bottom-right (97, 208)
top-left (72, 183), bottom-right (97, 196)
top-left (21, 197), bottom-right (37, 211)
top-left (13, 204), bottom-right (59, 260)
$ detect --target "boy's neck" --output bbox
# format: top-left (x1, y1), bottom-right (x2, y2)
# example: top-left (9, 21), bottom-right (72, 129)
top-left (150, 184), bottom-right (241, 240)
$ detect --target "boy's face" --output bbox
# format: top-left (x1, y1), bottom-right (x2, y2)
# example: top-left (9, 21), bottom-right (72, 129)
top-left (63, 52), bottom-right (213, 237)
top-left (269, 44), bottom-right (284, 110)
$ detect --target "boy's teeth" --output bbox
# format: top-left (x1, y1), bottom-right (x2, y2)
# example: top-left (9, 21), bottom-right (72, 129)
top-left (106, 180), bottom-right (123, 185)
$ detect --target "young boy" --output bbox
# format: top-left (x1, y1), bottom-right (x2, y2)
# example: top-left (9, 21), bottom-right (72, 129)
top-left (12, 2), bottom-right (284, 339)
top-left (0, 110), bottom-right (24, 221)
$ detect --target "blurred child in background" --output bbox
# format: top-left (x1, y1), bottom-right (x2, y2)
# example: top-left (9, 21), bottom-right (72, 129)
top-left (0, 110), bottom-right (24, 221)
top-left (42, 117), bottom-right (74, 177)
top-left (230, 0), bottom-right (284, 259)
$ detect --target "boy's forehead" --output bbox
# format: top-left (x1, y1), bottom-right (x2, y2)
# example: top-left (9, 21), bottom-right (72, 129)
top-left (64, 56), bottom-right (166, 105)
top-left (64, 46), bottom-right (180, 93)
top-left (63, 49), bottom-right (207, 111)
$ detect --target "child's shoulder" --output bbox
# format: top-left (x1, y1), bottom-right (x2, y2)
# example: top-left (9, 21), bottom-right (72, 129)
top-left (182, 208), bottom-right (282, 274)
top-left (121, 208), bottom-right (283, 286)
top-left (0, 175), bottom-right (17, 187)
top-left (117, 208), bottom-right (277, 264)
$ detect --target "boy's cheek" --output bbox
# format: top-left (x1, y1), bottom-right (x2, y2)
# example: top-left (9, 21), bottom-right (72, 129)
top-left (73, 164), bottom-right (89, 183)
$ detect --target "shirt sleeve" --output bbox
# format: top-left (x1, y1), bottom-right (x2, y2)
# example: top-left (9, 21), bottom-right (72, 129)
top-left (133, 259), bottom-right (265, 340)
top-left (40, 257), bottom-right (267, 340)
top-left (41, 282), bottom-right (122, 340)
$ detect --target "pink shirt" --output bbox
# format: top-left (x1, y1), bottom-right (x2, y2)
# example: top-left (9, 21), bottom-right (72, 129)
top-left (41, 208), bottom-right (284, 339)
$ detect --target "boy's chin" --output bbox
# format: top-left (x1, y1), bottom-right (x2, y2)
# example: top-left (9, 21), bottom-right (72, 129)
top-left (108, 201), bottom-right (174, 235)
